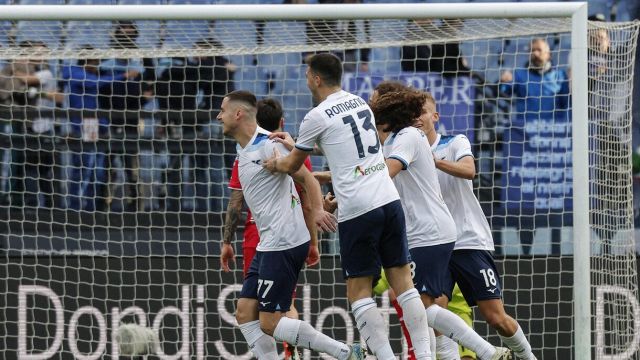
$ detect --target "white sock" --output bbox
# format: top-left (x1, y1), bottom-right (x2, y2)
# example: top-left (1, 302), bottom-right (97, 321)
top-left (426, 304), bottom-right (495, 360)
top-left (428, 327), bottom-right (436, 357)
top-left (397, 288), bottom-right (433, 360)
top-left (499, 325), bottom-right (534, 359)
top-left (239, 320), bottom-right (278, 360)
top-left (273, 317), bottom-right (350, 360)
top-left (436, 335), bottom-right (461, 360)
top-left (351, 297), bottom-right (395, 360)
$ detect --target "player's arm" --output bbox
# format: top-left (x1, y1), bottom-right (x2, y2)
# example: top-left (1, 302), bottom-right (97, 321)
top-left (298, 188), bottom-right (320, 266)
top-left (290, 165), bottom-right (338, 233)
top-left (264, 147), bottom-right (309, 174)
top-left (313, 171), bottom-right (332, 185)
top-left (269, 131), bottom-right (324, 155)
top-left (221, 189), bottom-right (243, 272)
top-left (265, 114), bottom-right (325, 173)
top-left (385, 129), bottom-right (418, 179)
top-left (385, 158), bottom-right (405, 179)
top-left (434, 155), bottom-right (476, 180)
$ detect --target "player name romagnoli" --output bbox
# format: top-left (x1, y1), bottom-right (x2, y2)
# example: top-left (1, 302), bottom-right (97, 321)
top-left (324, 98), bottom-right (368, 118)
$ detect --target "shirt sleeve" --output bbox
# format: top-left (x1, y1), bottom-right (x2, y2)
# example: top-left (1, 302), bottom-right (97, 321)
top-left (451, 135), bottom-right (474, 161)
top-left (228, 158), bottom-right (242, 190)
top-left (387, 129), bottom-right (420, 170)
top-left (295, 113), bottom-right (325, 152)
top-left (262, 139), bottom-right (292, 161)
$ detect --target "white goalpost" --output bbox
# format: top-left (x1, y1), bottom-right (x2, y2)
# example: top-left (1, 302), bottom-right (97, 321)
top-left (0, 2), bottom-right (638, 359)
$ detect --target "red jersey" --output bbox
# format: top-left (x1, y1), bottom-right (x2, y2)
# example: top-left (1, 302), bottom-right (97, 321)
top-left (228, 156), bottom-right (313, 249)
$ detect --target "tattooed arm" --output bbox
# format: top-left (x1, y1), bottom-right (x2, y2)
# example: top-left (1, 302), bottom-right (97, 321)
top-left (221, 189), bottom-right (244, 272)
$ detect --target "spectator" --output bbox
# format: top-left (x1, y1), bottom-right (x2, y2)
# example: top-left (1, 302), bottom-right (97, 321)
top-left (195, 38), bottom-right (236, 212)
top-left (100, 20), bottom-right (155, 212)
top-left (155, 53), bottom-right (200, 211)
top-left (401, 19), bottom-right (470, 77)
top-left (195, 38), bottom-right (236, 115)
top-left (499, 38), bottom-right (570, 254)
top-left (305, 0), bottom-right (370, 73)
top-left (0, 41), bottom-right (58, 208)
top-left (61, 49), bottom-right (139, 211)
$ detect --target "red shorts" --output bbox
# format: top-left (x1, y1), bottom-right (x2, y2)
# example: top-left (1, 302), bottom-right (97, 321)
top-left (242, 246), bottom-right (257, 278)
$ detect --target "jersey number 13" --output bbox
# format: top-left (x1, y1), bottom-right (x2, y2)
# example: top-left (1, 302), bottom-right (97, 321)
top-left (342, 109), bottom-right (380, 159)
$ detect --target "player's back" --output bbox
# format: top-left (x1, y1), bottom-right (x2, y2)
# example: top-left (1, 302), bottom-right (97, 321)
top-left (296, 90), bottom-right (399, 221)
top-left (238, 127), bottom-right (309, 251)
top-left (382, 127), bottom-right (457, 248)
top-left (432, 134), bottom-right (493, 251)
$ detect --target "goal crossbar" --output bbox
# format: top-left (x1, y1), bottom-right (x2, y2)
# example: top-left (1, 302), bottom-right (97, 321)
top-left (0, 2), bottom-right (585, 21)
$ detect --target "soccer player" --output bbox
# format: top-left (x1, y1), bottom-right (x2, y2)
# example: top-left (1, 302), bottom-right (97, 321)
top-left (221, 98), bottom-right (315, 359)
top-left (263, 53), bottom-right (432, 360)
top-left (371, 89), bottom-right (511, 360)
top-left (416, 92), bottom-right (537, 360)
top-left (218, 90), bottom-right (363, 360)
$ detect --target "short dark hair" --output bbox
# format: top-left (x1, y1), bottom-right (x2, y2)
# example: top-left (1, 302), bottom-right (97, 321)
top-left (256, 98), bottom-right (283, 132)
top-left (374, 81), bottom-right (407, 97)
top-left (307, 53), bottom-right (343, 87)
top-left (225, 90), bottom-right (257, 110)
top-left (370, 90), bottom-right (426, 133)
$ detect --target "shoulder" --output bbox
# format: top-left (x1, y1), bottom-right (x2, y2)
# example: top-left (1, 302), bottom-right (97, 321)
top-left (452, 134), bottom-right (471, 146)
top-left (305, 106), bottom-right (327, 124)
top-left (436, 134), bottom-right (457, 147)
top-left (397, 127), bottom-right (424, 141)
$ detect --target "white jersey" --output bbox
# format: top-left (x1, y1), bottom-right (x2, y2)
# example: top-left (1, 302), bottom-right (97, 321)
top-left (237, 126), bottom-right (309, 251)
top-left (295, 90), bottom-right (399, 221)
top-left (432, 134), bottom-right (494, 251)
top-left (382, 127), bottom-right (457, 249)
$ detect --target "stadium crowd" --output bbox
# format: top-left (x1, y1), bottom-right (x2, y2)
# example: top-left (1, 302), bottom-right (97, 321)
top-left (0, 0), bottom-right (636, 227)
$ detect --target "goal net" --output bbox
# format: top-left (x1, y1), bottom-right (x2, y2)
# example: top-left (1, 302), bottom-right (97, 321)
top-left (0, 3), bottom-right (638, 360)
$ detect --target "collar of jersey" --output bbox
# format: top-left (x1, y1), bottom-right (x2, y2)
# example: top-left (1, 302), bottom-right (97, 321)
top-left (239, 126), bottom-right (270, 152)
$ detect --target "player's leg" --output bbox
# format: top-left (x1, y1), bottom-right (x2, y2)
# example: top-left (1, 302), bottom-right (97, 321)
top-left (340, 206), bottom-right (397, 360)
top-left (387, 287), bottom-right (417, 360)
top-left (257, 242), bottom-right (363, 360)
top-left (476, 299), bottom-right (534, 360)
top-left (451, 250), bottom-right (535, 360)
top-left (448, 285), bottom-right (477, 360)
top-left (413, 244), bottom-right (504, 360)
top-left (408, 244), bottom-right (458, 360)
top-left (284, 290), bottom-right (300, 359)
top-left (237, 251), bottom-right (279, 360)
top-left (379, 200), bottom-right (432, 360)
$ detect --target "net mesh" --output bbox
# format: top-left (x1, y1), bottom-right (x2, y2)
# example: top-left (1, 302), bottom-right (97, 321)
top-left (0, 8), bottom-right (637, 360)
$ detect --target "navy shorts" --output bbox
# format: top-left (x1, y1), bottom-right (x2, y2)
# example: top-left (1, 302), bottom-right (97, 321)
top-left (239, 241), bottom-right (309, 313)
top-left (445, 249), bottom-right (502, 306)
top-left (338, 200), bottom-right (410, 279)
top-left (409, 242), bottom-right (455, 298)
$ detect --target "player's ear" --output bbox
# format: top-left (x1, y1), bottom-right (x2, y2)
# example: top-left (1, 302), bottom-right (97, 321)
top-left (433, 112), bottom-right (440, 122)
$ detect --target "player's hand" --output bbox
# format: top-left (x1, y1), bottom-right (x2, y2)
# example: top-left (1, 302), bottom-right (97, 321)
top-left (315, 209), bottom-right (337, 232)
top-left (268, 131), bottom-right (295, 151)
top-left (323, 192), bottom-right (338, 213)
top-left (220, 243), bottom-right (236, 272)
top-left (262, 148), bottom-right (281, 173)
top-left (306, 244), bottom-right (320, 267)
